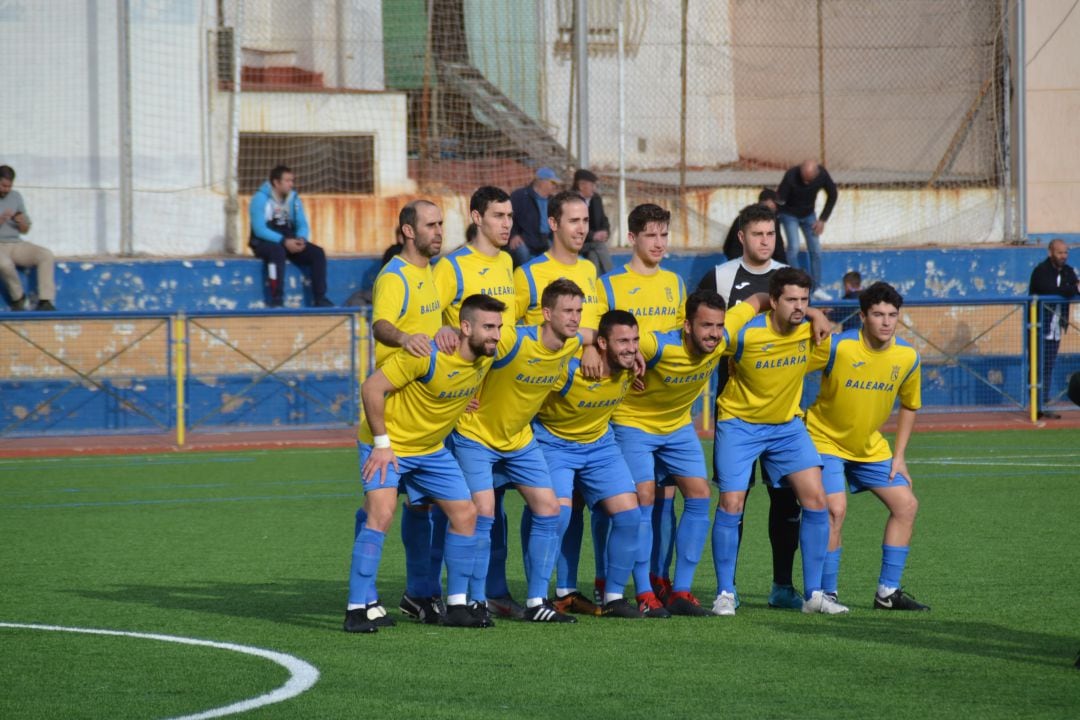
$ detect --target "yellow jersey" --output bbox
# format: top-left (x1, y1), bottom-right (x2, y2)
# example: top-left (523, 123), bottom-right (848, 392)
top-left (537, 358), bottom-right (634, 443)
top-left (806, 330), bottom-right (921, 462)
top-left (717, 311), bottom-right (814, 424)
top-left (513, 252), bottom-right (601, 330)
top-left (432, 244), bottom-right (516, 328)
top-left (359, 344), bottom-right (493, 457)
top-left (614, 302), bottom-right (756, 435)
top-left (455, 325), bottom-right (582, 452)
top-left (371, 256), bottom-right (442, 368)
top-left (599, 264), bottom-right (686, 333)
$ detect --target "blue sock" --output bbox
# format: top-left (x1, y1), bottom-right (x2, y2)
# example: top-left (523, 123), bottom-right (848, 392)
top-left (428, 505), bottom-right (448, 597)
top-left (347, 527), bottom-right (385, 606)
top-left (633, 504), bottom-right (654, 595)
top-left (443, 530), bottom-right (477, 600)
top-left (525, 513), bottom-right (560, 601)
top-left (592, 510), bottom-right (610, 583)
top-left (822, 547), bottom-right (842, 594)
top-left (711, 509), bottom-right (743, 594)
top-left (673, 498), bottom-right (711, 592)
top-left (556, 504), bottom-right (579, 590)
top-left (519, 506), bottom-right (533, 572)
top-left (401, 505), bottom-right (432, 598)
top-left (605, 508), bottom-right (639, 598)
top-left (652, 495), bottom-right (676, 578)
top-left (879, 544), bottom-right (910, 589)
top-left (799, 507), bottom-right (829, 597)
top-left (353, 508), bottom-right (367, 539)
top-left (487, 492), bottom-right (510, 598)
top-left (471, 515), bottom-right (494, 603)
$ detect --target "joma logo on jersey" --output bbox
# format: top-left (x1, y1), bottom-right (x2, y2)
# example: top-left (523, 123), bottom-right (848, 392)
top-left (587, 382), bottom-right (602, 391)
top-left (628, 287), bottom-right (642, 295)
top-left (478, 268), bottom-right (490, 275)
top-left (526, 358), bottom-right (543, 365)
top-left (417, 281), bottom-right (425, 289)
top-left (761, 343), bottom-right (774, 352)
top-left (447, 370), bottom-right (461, 378)
top-left (852, 361), bottom-right (866, 369)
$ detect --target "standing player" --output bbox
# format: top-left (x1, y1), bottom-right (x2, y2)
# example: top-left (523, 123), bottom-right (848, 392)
top-left (371, 200), bottom-right (452, 624)
top-left (449, 278), bottom-right (586, 623)
top-left (535, 310), bottom-right (644, 618)
top-left (805, 281), bottom-right (929, 610)
top-left (612, 288), bottom-right (763, 616)
top-left (595, 203), bottom-right (685, 604)
top-left (345, 294), bottom-right (506, 633)
top-left (699, 203), bottom-right (804, 611)
top-left (710, 267), bottom-right (845, 616)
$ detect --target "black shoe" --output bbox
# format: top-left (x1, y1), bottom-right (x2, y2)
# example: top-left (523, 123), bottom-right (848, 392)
top-left (470, 602), bottom-right (496, 628)
top-left (9, 295), bottom-right (26, 311)
top-left (365, 602), bottom-right (396, 628)
top-left (314, 297), bottom-right (334, 308)
top-left (665, 591), bottom-right (712, 617)
top-left (441, 603), bottom-right (483, 628)
top-left (523, 599), bottom-right (577, 623)
top-left (343, 607), bottom-right (378, 634)
top-left (601, 598), bottom-right (643, 618)
top-left (35, 299), bottom-right (55, 311)
top-left (873, 588), bottom-right (930, 611)
top-left (399, 593), bottom-right (441, 624)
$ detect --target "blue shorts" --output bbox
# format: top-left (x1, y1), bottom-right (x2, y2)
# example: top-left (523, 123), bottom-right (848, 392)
top-left (533, 423), bottom-right (636, 508)
top-left (446, 431), bottom-right (552, 494)
top-left (713, 417), bottom-right (822, 493)
top-left (357, 442), bottom-right (470, 505)
top-left (820, 454), bottom-right (911, 495)
top-left (611, 423), bottom-right (707, 485)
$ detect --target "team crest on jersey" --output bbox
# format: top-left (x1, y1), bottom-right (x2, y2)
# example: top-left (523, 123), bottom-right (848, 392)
top-left (665, 287), bottom-right (673, 302)
top-left (798, 340), bottom-right (807, 353)
top-left (891, 365), bottom-right (900, 381)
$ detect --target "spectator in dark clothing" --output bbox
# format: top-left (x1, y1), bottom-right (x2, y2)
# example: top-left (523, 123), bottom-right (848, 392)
top-left (777, 160), bottom-right (838, 299)
top-left (572, 169), bottom-right (613, 275)
top-left (722, 189), bottom-right (787, 264)
top-left (1029, 238), bottom-right (1079, 418)
top-left (828, 270), bottom-right (863, 331)
top-left (508, 167), bottom-right (560, 267)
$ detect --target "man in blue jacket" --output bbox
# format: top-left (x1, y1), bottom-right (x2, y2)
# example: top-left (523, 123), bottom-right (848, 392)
top-left (249, 165), bottom-right (333, 307)
top-left (508, 167), bottom-right (560, 267)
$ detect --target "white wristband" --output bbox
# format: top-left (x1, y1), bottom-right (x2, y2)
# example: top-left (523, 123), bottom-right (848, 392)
top-left (373, 434), bottom-right (391, 449)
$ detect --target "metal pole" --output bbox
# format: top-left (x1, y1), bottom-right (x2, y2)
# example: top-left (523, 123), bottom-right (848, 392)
top-left (117, 0), bottom-right (134, 256)
top-left (817, 0), bottom-right (826, 164)
top-left (574, 0), bottom-right (589, 168)
top-left (223, 1), bottom-right (243, 254)
top-left (1002, 0), bottom-right (1014, 238)
top-left (617, 0), bottom-right (626, 246)
top-left (678, 0), bottom-right (688, 194)
top-left (1016, 0), bottom-right (1027, 240)
top-left (336, 0), bottom-right (346, 88)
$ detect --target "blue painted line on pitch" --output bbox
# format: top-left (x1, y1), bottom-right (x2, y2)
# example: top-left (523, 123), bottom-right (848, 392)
top-left (0, 492), bottom-right (356, 511)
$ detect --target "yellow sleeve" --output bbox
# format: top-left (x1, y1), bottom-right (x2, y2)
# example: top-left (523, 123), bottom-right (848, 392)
top-left (372, 271), bottom-right (406, 325)
top-left (579, 269), bottom-right (601, 331)
top-left (380, 348), bottom-right (432, 389)
top-left (431, 258), bottom-right (459, 315)
top-left (899, 359), bottom-right (922, 410)
top-left (723, 302), bottom-right (757, 338)
top-left (513, 265), bottom-right (531, 321)
top-left (807, 335), bottom-right (833, 372)
top-left (639, 330), bottom-right (659, 362)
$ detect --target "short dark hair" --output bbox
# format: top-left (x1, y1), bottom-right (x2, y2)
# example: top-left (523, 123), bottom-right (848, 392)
top-left (843, 270), bottom-right (862, 286)
top-left (572, 169), bottom-right (598, 187)
top-left (465, 223), bottom-right (478, 244)
top-left (548, 190), bottom-right (587, 222)
top-left (627, 203), bottom-right (671, 234)
top-left (0, 165), bottom-right (15, 182)
top-left (269, 165), bottom-right (292, 183)
top-left (398, 199), bottom-right (437, 236)
top-left (470, 185), bottom-right (511, 216)
top-left (769, 267), bottom-right (813, 299)
top-left (738, 203), bottom-right (776, 233)
top-left (757, 188), bottom-right (779, 204)
top-left (685, 288), bottom-right (726, 321)
top-left (598, 310), bottom-right (637, 341)
top-left (859, 281), bottom-right (904, 313)
top-left (460, 293), bottom-right (508, 323)
top-left (540, 277), bottom-right (585, 310)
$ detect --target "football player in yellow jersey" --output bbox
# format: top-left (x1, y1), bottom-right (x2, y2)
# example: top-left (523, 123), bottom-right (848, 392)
top-left (711, 267), bottom-right (847, 616)
top-left (597, 202), bottom-right (685, 605)
top-left (534, 310), bottom-right (645, 618)
top-left (611, 288), bottom-right (765, 616)
top-left (805, 281), bottom-right (929, 611)
top-left (448, 278), bottom-right (586, 623)
top-left (433, 186), bottom-right (517, 329)
top-left (345, 294), bottom-right (506, 633)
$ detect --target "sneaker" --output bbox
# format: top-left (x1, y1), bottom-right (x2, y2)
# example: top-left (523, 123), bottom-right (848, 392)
top-left (873, 588), bottom-right (930, 611)
top-left (651, 575), bottom-right (673, 604)
top-left (552, 591), bottom-right (601, 616)
top-left (768, 583), bottom-right (805, 610)
top-left (711, 591), bottom-right (737, 616)
top-left (665, 591), bottom-right (712, 617)
top-left (636, 592), bottom-right (672, 619)
top-left (486, 594), bottom-right (526, 620)
top-left (802, 590), bottom-right (850, 615)
top-left (601, 598), bottom-right (643, 618)
top-left (35, 299), bottom-right (55, 311)
top-left (592, 579), bottom-right (605, 606)
top-left (365, 602), bottom-right (396, 628)
top-left (314, 297), bottom-right (334, 308)
top-left (470, 601), bottom-right (496, 628)
top-left (9, 295), bottom-right (26, 311)
top-left (399, 593), bottom-right (441, 624)
top-left (812, 288), bottom-right (833, 301)
top-left (343, 607), bottom-right (378, 634)
top-left (441, 603), bottom-right (483, 628)
top-left (823, 591), bottom-right (839, 604)
top-left (523, 599), bottom-right (577, 623)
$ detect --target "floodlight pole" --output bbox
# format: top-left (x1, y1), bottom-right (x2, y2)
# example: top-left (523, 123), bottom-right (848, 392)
top-left (574, 0), bottom-right (589, 168)
top-left (617, 0), bottom-right (626, 246)
top-left (117, 0), bottom-right (134, 256)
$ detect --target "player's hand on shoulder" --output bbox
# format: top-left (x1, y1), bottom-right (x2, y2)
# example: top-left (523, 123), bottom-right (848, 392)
top-left (404, 333), bottom-right (433, 356)
top-left (808, 309), bottom-right (835, 344)
top-left (434, 326), bottom-right (460, 354)
top-left (363, 447), bottom-right (399, 484)
top-left (580, 345), bottom-right (603, 380)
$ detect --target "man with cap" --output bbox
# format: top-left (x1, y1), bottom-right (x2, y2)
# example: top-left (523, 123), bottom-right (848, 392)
top-left (509, 167), bottom-right (561, 267)
top-left (572, 169), bottom-right (613, 275)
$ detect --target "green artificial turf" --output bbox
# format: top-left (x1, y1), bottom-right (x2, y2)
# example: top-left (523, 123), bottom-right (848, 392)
top-left (1, 430), bottom-right (1078, 719)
